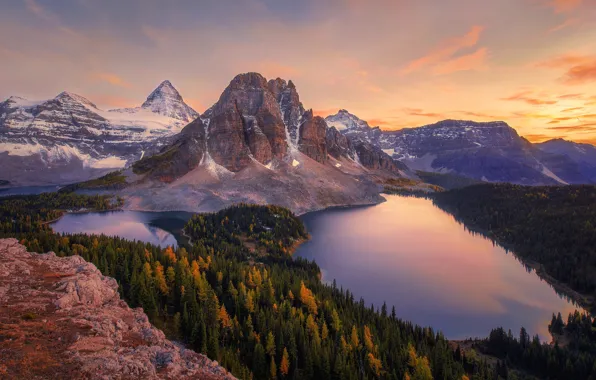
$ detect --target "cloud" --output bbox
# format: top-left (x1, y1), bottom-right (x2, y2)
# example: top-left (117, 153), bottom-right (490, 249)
top-left (524, 133), bottom-right (556, 142)
top-left (432, 47), bottom-right (489, 75)
top-left (548, 0), bottom-right (584, 13)
top-left (501, 91), bottom-right (558, 105)
top-left (24, 0), bottom-right (81, 37)
top-left (457, 111), bottom-right (505, 120)
top-left (562, 60), bottom-right (596, 85)
top-left (536, 54), bottom-right (596, 85)
top-left (402, 107), bottom-right (445, 118)
top-left (557, 93), bottom-right (584, 99)
top-left (562, 107), bottom-right (584, 112)
top-left (548, 17), bottom-right (580, 33)
top-left (549, 123), bottom-right (596, 131)
top-left (91, 72), bottom-right (132, 88)
top-left (536, 54), bottom-right (594, 68)
top-left (400, 25), bottom-right (485, 75)
top-left (367, 118), bottom-right (393, 126)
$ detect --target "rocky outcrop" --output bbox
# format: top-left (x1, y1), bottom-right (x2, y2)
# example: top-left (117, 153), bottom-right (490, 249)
top-left (0, 238), bottom-right (235, 380)
top-left (208, 73), bottom-right (288, 171)
top-left (268, 78), bottom-right (304, 146)
top-left (352, 138), bottom-right (408, 175)
top-left (298, 110), bottom-right (328, 163)
top-left (326, 126), bottom-right (355, 160)
top-left (133, 118), bottom-right (208, 182)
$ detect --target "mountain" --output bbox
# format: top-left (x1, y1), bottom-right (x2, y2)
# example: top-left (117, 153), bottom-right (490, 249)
top-left (115, 73), bottom-right (408, 214)
top-left (536, 139), bottom-right (596, 183)
top-left (0, 238), bottom-right (235, 380)
top-left (326, 112), bottom-right (596, 185)
top-left (325, 109), bottom-right (382, 146)
top-left (0, 81), bottom-right (198, 186)
top-left (114, 80), bottom-right (199, 122)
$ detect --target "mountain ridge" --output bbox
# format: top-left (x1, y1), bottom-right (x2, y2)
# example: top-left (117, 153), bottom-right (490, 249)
top-left (0, 81), bottom-right (199, 186)
top-left (325, 110), bottom-right (596, 185)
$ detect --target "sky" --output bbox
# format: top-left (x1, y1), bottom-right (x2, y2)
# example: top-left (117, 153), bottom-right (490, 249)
top-left (1, 0), bottom-right (596, 143)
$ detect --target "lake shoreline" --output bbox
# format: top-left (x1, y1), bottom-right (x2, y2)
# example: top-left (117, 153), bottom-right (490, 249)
top-left (432, 200), bottom-right (595, 313)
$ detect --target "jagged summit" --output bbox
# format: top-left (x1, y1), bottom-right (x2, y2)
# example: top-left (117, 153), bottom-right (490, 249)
top-left (325, 109), bottom-right (373, 131)
top-left (55, 91), bottom-right (98, 109)
top-left (141, 80), bottom-right (199, 122)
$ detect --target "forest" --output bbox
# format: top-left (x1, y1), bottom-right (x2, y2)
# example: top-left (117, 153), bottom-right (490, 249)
top-left (1, 191), bottom-right (595, 379)
top-left (0, 193), bottom-right (493, 380)
top-left (433, 184), bottom-right (596, 311)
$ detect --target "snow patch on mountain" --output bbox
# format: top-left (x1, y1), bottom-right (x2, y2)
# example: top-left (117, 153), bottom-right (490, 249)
top-left (0, 142), bottom-right (126, 169)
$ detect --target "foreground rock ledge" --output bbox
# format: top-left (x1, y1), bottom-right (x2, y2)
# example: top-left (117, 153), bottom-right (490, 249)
top-left (0, 238), bottom-right (236, 380)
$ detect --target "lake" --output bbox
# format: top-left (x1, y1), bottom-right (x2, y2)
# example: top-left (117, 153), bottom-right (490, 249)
top-left (295, 195), bottom-right (580, 341)
top-left (49, 195), bottom-right (580, 340)
top-left (51, 210), bottom-right (193, 248)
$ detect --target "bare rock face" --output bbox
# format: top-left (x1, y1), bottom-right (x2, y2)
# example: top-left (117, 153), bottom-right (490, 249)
top-left (298, 110), bottom-right (328, 163)
top-left (208, 73), bottom-right (288, 170)
top-left (133, 118), bottom-right (208, 182)
top-left (0, 238), bottom-right (236, 380)
top-left (352, 139), bottom-right (408, 175)
top-left (326, 126), bottom-right (356, 160)
top-left (268, 78), bottom-right (304, 146)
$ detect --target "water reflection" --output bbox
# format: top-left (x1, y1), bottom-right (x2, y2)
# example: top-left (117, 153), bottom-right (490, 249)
top-left (51, 211), bottom-right (192, 248)
top-left (295, 195), bottom-right (581, 340)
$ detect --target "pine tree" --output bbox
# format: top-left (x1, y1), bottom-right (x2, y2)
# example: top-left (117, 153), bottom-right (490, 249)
top-left (280, 347), bottom-right (290, 377)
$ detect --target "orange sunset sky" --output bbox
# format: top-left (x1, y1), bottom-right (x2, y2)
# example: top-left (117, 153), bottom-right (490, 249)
top-left (1, 0), bottom-right (595, 143)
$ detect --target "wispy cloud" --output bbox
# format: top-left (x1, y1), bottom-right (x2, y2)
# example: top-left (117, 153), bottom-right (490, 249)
top-left (432, 47), bottom-right (489, 75)
top-left (549, 0), bottom-right (584, 13)
top-left (402, 107), bottom-right (445, 118)
top-left (91, 72), bottom-right (132, 88)
top-left (24, 0), bottom-right (81, 37)
top-left (400, 25), bottom-right (485, 75)
top-left (557, 93), bottom-right (584, 99)
top-left (536, 54), bottom-right (596, 85)
top-left (562, 60), bottom-right (596, 85)
top-left (548, 17), bottom-right (581, 33)
top-left (524, 133), bottom-right (556, 142)
top-left (501, 91), bottom-right (558, 105)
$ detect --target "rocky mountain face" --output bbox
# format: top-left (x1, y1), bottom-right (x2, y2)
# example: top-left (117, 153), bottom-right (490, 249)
top-left (536, 139), bottom-right (596, 183)
top-left (118, 73), bottom-right (407, 214)
top-left (325, 109), bottom-right (382, 146)
top-left (0, 81), bottom-right (198, 186)
top-left (138, 73), bottom-right (403, 180)
top-left (326, 112), bottom-right (596, 185)
top-left (0, 238), bottom-right (235, 380)
top-left (298, 110), bottom-right (328, 164)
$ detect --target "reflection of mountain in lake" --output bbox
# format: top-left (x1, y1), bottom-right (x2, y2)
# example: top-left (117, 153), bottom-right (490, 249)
top-left (51, 211), bottom-right (190, 248)
top-left (295, 195), bottom-right (582, 340)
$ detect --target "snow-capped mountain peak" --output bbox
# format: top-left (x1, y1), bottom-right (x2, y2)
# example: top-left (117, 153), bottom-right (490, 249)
top-left (140, 80), bottom-right (199, 122)
top-left (54, 91), bottom-right (98, 109)
top-left (325, 109), bottom-right (372, 131)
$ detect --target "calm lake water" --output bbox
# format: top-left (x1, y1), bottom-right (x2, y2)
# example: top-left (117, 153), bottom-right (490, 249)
top-left (51, 211), bottom-right (193, 248)
top-left (49, 195), bottom-right (580, 340)
top-left (295, 195), bottom-right (580, 340)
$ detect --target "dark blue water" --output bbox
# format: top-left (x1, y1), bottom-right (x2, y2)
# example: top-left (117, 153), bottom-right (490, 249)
top-left (295, 195), bottom-right (580, 340)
